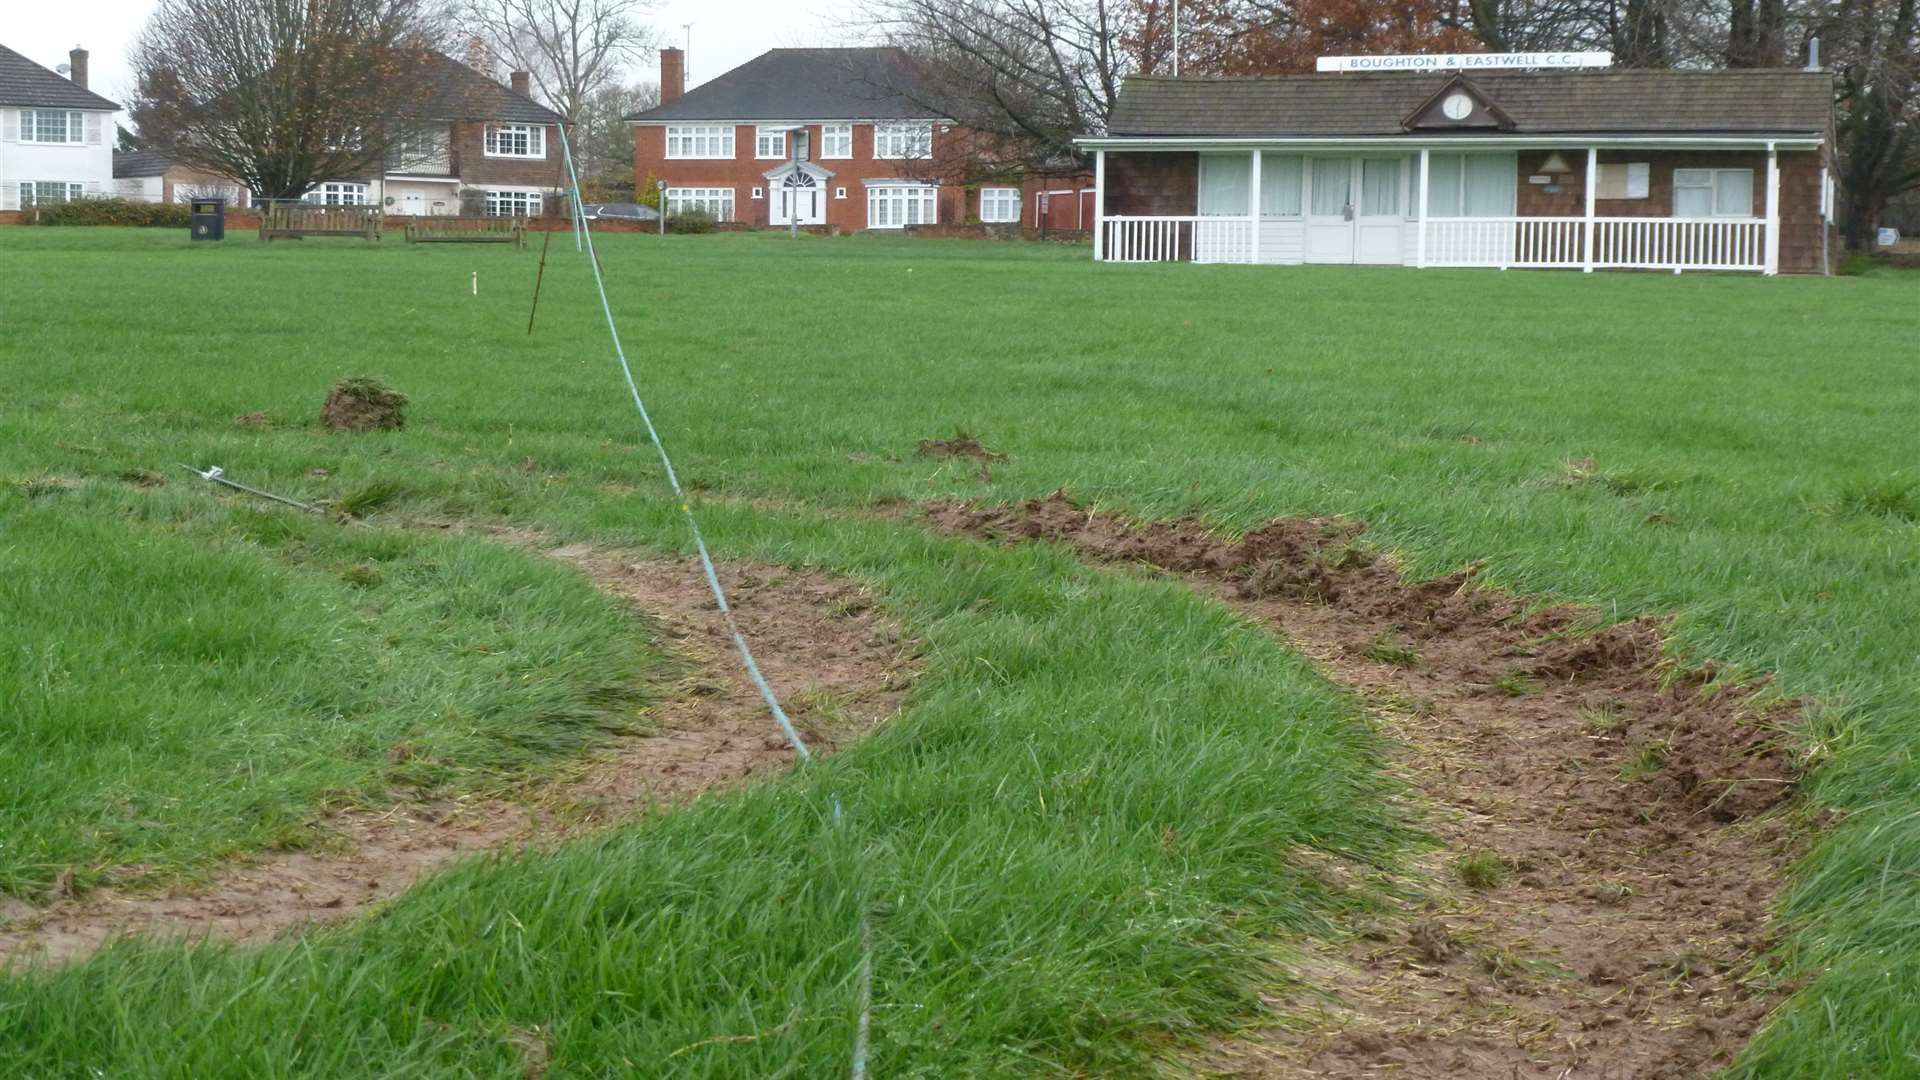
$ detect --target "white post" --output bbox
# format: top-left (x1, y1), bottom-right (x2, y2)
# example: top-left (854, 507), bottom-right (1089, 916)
top-left (1093, 150), bottom-right (1106, 262)
top-left (1172, 0), bottom-right (1181, 77)
top-left (1582, 146), bottom-right (1597, 273)
top-left (1416, 148), bottom-right (1430, 269)
top-left (1247, 149), bottom-right (1262, 265)
top-left (1764, 141), bottom-right (1781, 276)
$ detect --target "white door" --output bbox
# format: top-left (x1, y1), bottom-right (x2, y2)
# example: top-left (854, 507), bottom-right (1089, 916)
top-left (402, 191), bottom-right (425, 217)
top-left (1354, 157), bottom-right (1406, 264)
top-left (1305, 157), bottom-right (1355, 263)
top-left (772, 174), bottom-right (824, 225)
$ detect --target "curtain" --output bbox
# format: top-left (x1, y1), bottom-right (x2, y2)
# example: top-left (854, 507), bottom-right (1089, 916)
top-left (1673, 170), bottom-right (1713, 217)
top-left (1361, 159), bottom-right (1401, 217)
top-left (1427, 154), bottom-right (1464, 217)
top-left (1310, 158), bottom-right (1349, 216)
top-left (1261, 154), bottom-right (1303, 217)
top-left (1198, 153), bottom-right (1252, 216)
top-left (1462, 153), bottom-right (1516, 216)
top-left (1715, 170), bottom-right (1754, 216)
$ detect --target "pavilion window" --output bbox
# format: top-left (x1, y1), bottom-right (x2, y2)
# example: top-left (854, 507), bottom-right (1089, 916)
top-left (1197, 153), bottom-right (1251, 216)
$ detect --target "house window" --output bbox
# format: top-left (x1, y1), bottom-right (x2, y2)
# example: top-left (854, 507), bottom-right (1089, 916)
top-left (1425, 152), bottom-right (1517, 217)
top-left (304, 182), bottom-right (369, 206)
top-left (484, 189), bottom-right (542, 217)
top-left (980, 187), bottom-right (1020, 223)
top-left (835, 186), bottom-right (847, 199)
top-left (1198, 153), bottom-right (1251, 216)
top-left (867, 184), bottom-right (936, 228)
top-left (483, 124), bottom-right (544, 159)
top-left (821, 124), bottom-right (852, 158)
top-left (21, 110), bottom-right (83, 143)
top-left (665, 125), bottom-right (734, 159)
top-left (873, 123), bottom-right (933, 160)
top-left (752, 186), bottom-right (765, 199)
top-left (755, 127), bottom-right (788, 159)
top-left (19, 181), bottom-right (85, 206)
top-left (665, 186), bottom-right (735, 221)
top-left (1260, 153), bottom-right (1303, 217)
top-left (1673, 168), bottom-right (1754, 218)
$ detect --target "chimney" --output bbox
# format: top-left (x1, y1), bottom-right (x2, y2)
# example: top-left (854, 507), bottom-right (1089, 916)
top-left (68, 47), bottom-right (89, 90)
top-left (510, 70), bottom-right (530, 96)
top-left (660, 48), bottom-right (684, 104)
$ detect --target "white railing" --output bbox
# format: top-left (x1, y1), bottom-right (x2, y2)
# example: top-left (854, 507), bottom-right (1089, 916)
top-left (1102, 216), bottom-right (1255, 264)
top-left (1593, 218), bottom-right (1765, 271)
top-left (1423, 216), bottom-right (1766, 272)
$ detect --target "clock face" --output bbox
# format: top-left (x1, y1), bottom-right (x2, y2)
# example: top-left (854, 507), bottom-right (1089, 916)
top-left (1441, 93), bottom-right (1474, 120)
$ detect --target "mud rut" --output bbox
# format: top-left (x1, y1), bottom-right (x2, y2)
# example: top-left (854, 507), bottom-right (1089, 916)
top-left (0, 545), bottom-right (917, 970)
top-left (930, 493), bottom-right (1800, 1080)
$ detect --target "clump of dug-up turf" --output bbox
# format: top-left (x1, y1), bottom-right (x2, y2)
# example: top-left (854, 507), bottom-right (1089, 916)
top-left (321, 378), bottom-right (409, 433)
top-left (915, 429), bottom-right (1007, 463)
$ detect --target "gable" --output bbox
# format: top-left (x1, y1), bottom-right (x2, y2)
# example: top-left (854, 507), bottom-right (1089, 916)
top-left (0, 44), bottom-right (119, 111)
top-left (1403, 76), bottom-right (1514, 131)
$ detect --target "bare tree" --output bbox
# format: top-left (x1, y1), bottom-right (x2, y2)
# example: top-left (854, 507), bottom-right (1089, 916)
top-left (575, 79), bottom-right (657, 195)
top-left (1813, 0), bottom-right (1920, 245)
top-left (866, 0), bottom-right (1137, 173)
top-left (131, 0), bottom-right (451, 201)
top-left (463, 0), bottom-right (657, 123)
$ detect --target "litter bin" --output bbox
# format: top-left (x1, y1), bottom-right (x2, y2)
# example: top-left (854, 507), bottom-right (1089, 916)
top-left (189, 197), bottom-right (225, 241)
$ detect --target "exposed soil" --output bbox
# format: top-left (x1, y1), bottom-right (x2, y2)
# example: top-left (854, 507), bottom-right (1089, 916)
top-left (915, 432), bottom-right (1008, 464)
top-left (929, 492), bottom-right (1800, 1080)
top-left (0, 546), bottom-right (915, 971)
top-left (233, 411), bottom-right (271, 429)
top-left (320, 377), bottom-right (408, 433)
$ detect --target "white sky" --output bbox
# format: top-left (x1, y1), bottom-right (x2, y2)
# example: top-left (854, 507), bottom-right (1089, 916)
top-left (8, 0), bottom-right (861, 124)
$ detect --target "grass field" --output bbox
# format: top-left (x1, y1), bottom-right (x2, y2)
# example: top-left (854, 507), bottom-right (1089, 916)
top-left (1, 227), bottom-right (1916, 1076)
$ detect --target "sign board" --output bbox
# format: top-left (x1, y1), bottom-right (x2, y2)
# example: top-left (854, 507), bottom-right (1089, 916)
top-left (1316, 52), bottom-right (1613, 72)
top-left (1878, 227), bottom-right (1901, 247)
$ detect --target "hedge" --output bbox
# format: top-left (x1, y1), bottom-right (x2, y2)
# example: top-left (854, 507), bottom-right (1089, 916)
top-left (28, 199), bottom-right (192, 227)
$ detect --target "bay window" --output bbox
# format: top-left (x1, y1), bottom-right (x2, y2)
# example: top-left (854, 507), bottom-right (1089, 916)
top-left (304, 182), bottom-right (369, 206)
top-left (665, 186), bottom-right (735, 221)
top-left (867, 184), bottom-right (936, 228)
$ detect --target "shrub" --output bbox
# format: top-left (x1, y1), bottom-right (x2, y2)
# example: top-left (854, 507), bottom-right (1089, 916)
top-left (665, 209), bottom-right (716, 234)
top-left (28, 198), bottom-right (191, 228)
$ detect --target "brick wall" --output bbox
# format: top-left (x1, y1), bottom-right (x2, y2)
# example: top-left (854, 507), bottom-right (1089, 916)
top-left (1102, 152), bottom-right (1198, 217)
top-left (633, 123), bottom-right (970, 230)
top-left (453, 121), bottom-right (570, 189)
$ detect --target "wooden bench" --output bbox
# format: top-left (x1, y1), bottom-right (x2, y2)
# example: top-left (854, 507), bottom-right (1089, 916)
top-left (403, 216), bottom-right (527, 249)
top-left (259, 202), bottom-right (383, 241)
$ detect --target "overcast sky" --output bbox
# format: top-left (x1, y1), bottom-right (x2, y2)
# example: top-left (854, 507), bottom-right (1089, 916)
top-left (8, 0), bottom-right (858, 123)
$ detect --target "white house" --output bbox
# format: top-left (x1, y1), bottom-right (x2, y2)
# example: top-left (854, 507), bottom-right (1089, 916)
top-left (0, 44), bottom-right (117, 211)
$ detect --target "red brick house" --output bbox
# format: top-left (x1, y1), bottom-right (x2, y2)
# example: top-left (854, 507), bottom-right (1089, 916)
top-left (628, 47), bottom-right (1086, 231)
top-left (301, 52), bottom-right (568, 217)
top-left (1080, 67), bottom-right (1837, 274)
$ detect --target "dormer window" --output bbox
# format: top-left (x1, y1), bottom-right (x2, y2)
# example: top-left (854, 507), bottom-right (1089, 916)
top-left (484, 124), bottom-right (545, 159)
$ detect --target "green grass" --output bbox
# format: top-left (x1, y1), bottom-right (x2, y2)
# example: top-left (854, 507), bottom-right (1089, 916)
top-left (0, 228), bottom-right (1916, 1076)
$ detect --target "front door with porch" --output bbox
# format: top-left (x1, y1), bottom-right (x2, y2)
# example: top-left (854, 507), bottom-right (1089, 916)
top-left (770, 170), bottom-right (825, 226)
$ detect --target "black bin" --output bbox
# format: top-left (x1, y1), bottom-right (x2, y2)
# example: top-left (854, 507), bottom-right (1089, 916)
top-left (189, 197), bottom-right (225, 241)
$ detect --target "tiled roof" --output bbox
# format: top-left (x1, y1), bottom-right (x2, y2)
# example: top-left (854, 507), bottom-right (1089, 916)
top-left (416, 53), bottom-right (564, 124)
top-left (1106, 69), bottom-right (1833, 137)
top-left (113, 149), bottom-right (173, 178)
top-left (627, 48), bottom-right (941, 122)
top-left (0, 43), bottom-right (119, 110)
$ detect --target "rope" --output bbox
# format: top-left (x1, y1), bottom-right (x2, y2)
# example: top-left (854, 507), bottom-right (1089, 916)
top-left (550, 127), bottom-right (874, 1077)
top-left (551, 125), bottom-right (810, 762)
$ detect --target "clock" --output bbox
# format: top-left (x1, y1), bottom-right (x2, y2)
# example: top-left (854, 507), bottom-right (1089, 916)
top-left (1441, 93), bottom-right (1474, 120)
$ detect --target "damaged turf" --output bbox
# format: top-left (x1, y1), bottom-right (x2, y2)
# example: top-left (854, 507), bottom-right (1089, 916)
top-left (929, 491), bottom-right (1799, 1079)
top-left (0, 546), bottom-right (916, 970)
